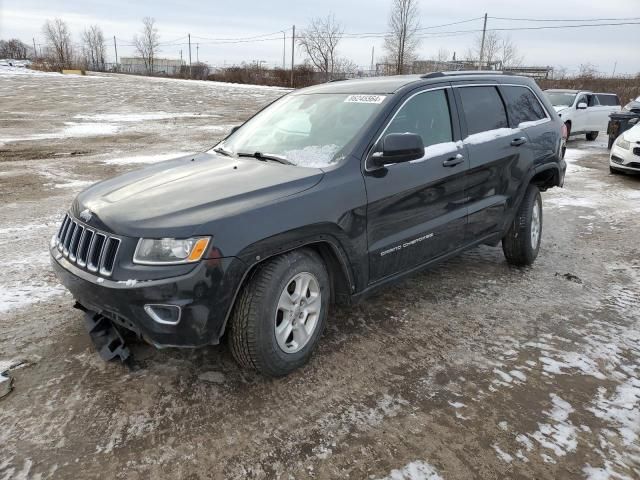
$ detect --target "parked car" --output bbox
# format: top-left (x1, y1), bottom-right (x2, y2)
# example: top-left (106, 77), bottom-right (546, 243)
top-left (610, 123), bottom-right (640, 174)
top-left (545, 89), bottom-right (621, 141)
top-left (623, 96), bottom-right (640, 113)
top-left (51, 72), bottom-right (566, 376)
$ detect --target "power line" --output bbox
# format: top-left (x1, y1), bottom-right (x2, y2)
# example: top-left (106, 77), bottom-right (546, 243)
top-left (488, 16), bottom-right (640, 22)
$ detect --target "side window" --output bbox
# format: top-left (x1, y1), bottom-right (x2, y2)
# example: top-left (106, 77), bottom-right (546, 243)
top-left (458, 86), bottom-right (508, 136)
top-left (501, 86), bottom-right (547, 126)
top-left (587, 94), bottom-right (599, 107)
top-left (597, 94), bottom-right (620, 106)
top-left (385, 89), bottom-right (453, 147)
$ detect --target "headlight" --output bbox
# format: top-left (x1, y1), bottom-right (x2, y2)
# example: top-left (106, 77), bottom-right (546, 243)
top-left (133, 237), bottom-right (210, 265)
top-left (616, 135), bottom-right (631, 150)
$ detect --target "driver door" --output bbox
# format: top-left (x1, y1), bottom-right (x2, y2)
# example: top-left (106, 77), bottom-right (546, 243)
top-left (364, 86), bottom-right (468, 282)
top-left (572, 94), bottom-right (589, 133)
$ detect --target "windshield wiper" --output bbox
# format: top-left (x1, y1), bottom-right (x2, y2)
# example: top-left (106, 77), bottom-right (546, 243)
top-left (236, 151), bottom-right (293, 165)
top-left (213, 146), bottom-right (234, 157)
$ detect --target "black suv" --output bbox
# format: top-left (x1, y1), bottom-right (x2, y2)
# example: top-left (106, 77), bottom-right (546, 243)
top-left (51, 72), bottom-right (566, 376)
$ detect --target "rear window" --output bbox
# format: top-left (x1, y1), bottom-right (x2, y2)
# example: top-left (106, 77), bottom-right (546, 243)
top-left (501, 86), bottom-right (547, 126)
top-left (458, 86), bottom-right (508, 135)
top-left (596, 94), bottom-right (620, 106)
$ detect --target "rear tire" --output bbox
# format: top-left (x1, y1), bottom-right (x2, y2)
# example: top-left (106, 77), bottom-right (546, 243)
top-left (228, 248), bottom-right (330, 376)
top-left (502, 185), bottom-right (542, 266)
top-left (586, 131), bottom-right (599, 141)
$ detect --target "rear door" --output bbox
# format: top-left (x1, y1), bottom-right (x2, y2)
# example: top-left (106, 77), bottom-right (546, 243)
top-left (499, 83), bottom-right (554, 186)
top-left (453, 84), bottom-right (529, 240)
top-left (365, 86), bottom-right (468, 282)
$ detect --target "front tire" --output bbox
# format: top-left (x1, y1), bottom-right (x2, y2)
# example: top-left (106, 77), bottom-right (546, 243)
top-left (586, 131), bottom-right (599, 141)
top-left (228, 248), bottom-right (330, 376)
top-left (502, 185), bottom-right (542, 266)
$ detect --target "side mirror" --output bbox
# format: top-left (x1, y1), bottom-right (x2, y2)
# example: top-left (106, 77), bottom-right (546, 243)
top-left (370, 133), bottom-right (425, 168)
top-left (577, 102), bottom-right (587, 110)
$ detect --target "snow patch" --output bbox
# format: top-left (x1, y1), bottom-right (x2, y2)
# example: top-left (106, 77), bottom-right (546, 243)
top-left (283, 144), bottom-right (340, 168)
top-left (463, 128), bottom-right (519, 145)
top-left (376, 460), bottom-right (443, 480)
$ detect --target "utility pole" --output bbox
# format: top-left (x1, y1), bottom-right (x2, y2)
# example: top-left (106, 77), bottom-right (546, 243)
top-left (32, 38), bottom-right (37, 59)
top-left (180, 50), bottom-right (183, 63)
top-left (188, 34), bottom-right (192, 79)
top-left (282, 31), bottom-right (286, 70)
top-left (196, 43), bottom-right (199, 63)
top-left (290, 25), bottom-right (295, 87)
top-left (370, 46), bottom-right (374, 74)
top-left (612, 61), bottom-right (617, 77)
top-left (479, 13), bottom-right (488, 70)
top-left (113, 36), bottom-right (118, 70)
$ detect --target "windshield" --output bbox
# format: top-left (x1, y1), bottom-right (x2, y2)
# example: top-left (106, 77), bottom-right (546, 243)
top-left (212, 93), bottom-right (386, 168)
top-left (545, 92), bottom-right (577, 108)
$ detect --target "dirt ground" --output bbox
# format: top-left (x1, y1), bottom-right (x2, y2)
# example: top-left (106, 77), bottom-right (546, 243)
top-left (0, 70), bottom-right (638, 480)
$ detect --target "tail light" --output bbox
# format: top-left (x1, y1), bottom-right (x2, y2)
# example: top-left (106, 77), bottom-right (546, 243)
top-left (561, 123), bottom-right (568, 140)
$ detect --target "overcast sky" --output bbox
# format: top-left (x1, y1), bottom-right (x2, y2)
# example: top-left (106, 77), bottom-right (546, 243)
top-left (1, 0), bottom-right (639, 74)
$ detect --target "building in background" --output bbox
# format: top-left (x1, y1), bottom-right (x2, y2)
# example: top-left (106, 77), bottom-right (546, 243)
top-left (119, 57), bottom-right (184, 75)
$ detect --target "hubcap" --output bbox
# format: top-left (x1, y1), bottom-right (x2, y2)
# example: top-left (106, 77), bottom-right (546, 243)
top-left (531, 198), bottom-right (541, 249)
top-left (274, 272), bottom-right (321, 354)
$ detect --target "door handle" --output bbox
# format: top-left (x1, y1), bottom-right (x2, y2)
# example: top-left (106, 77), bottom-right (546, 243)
top-left (442, 153), bottom-right (464, 167)
top-left (511, 137), bottom-right (528, 147)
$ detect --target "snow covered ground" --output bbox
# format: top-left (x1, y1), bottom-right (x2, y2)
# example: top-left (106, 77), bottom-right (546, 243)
top-left (0, 67), bottom-right (639, 479)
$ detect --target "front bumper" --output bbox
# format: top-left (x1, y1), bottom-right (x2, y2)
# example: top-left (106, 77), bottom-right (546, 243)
top-left (51, 247), bottom-right (246, 347)
top-left (610, 144), bottom-right (640, 172)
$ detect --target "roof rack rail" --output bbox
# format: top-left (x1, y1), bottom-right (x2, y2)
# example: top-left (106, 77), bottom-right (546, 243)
top-left (328, 78), bottom-right (350, 82)
top-left (420, 70), bottom-right (507, 79)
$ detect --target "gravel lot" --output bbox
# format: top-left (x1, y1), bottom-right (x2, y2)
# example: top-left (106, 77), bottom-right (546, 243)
top-left (0, 69), bottom-right (638, 480)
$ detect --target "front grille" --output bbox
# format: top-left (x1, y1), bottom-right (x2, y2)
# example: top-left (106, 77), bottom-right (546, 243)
top-left (55, 213), bottom-right (121, 277)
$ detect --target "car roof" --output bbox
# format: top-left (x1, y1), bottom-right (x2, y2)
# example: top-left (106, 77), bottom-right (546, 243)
top-left (293, 72), bottom-right (532, 95)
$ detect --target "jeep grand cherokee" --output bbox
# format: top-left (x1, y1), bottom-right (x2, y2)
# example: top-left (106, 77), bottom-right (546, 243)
top-left (51, 71), bottom-right (566, 376)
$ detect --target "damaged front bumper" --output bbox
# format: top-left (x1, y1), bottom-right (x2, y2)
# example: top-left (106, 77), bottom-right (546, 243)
top-left (50, 247), bottom-right (246, 348)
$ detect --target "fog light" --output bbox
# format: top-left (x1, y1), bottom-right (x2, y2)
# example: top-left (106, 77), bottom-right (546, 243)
top-left (144, 304), bottom-right (182, 325)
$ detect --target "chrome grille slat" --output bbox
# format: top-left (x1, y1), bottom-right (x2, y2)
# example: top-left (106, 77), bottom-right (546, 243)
top-left (99, 238), bottom-right (121, 276)
top-left (87, 233), bottom-right (106, 273)
top-left (54, 213), bottom-right (121, 277)
top-left (69, 225), bottom-right (84, 261)
top-left (77, 229), bottom-right (93, 267)
top-left (62, 221), bottom-right (77, 256)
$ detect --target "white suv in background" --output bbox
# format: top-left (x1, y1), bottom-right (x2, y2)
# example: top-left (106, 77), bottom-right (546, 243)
top-left (545, 90), bottom-right (621, 141)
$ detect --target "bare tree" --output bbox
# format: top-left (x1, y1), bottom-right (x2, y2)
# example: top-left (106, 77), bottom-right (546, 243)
top-left (467, 32), bottom-right (523, 69)
top-left (42, 18), bottom-right (73, 67)
top-left (384, 0), bottom-right (421, 75)
top-left (133, 17), bottom-right (160, 74)
top-left (0, 39), bottom-right (30, 59)
top-left (298, 15), bottom-right (343, 81)
top-left (578, 63), bottom-right (599, 79)
top-left (81, 25), bottom-right (106, 71)
top-left (334, 57), bottom-right (358, 77)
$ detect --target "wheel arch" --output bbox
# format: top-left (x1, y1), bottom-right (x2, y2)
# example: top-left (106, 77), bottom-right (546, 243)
top-left (219, 235), bottom-right (356, 339)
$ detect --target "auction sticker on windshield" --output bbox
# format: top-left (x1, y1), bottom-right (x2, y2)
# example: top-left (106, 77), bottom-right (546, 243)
top-left (344, 95), bottom-right (386, 104)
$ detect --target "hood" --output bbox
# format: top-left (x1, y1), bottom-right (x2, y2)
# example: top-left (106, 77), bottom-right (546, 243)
top-left (72, 152), bottom-right (324, 237)
top-left (553, 105), bottom-right (569, 113)
top-left (623, 124), bottom-right (640, 143)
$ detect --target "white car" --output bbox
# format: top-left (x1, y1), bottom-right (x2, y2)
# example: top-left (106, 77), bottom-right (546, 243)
top-left (610, 124), bottom-right (640, 174)
top-left (545, 90), bottom-right (621, 141)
